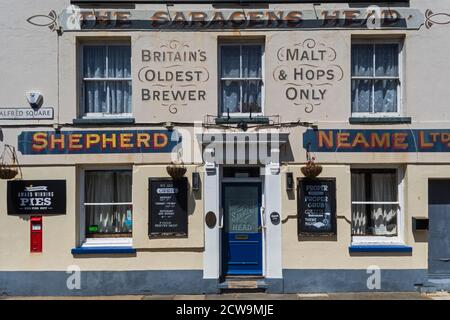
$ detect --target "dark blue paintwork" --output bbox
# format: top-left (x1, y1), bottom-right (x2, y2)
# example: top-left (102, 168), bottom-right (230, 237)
top-left (349, 245), bottom-right (412, 253)
top-left (428, 180), bottom-right (450, 277)
top-left (222, 182), bottom-right (262, 275)
top-left (303, 129), bottom-right (450, 152)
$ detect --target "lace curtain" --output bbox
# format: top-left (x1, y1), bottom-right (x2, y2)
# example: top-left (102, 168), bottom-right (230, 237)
top-left (351, 172), bottom-right (398, 236)
top-left (351, 43), bottom-right (398, 113)
top-left (221, 45), bottom-right (262, 113)
top-left (83, 45), bottom-right (132, 115)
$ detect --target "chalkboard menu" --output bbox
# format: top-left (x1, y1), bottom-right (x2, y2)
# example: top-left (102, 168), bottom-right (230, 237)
top-left (7, 180), bottom-right (66, 215)
top-left (298, 178), bottom-right (336, 236)
top-left (149, 178), bottom-right (188, 237)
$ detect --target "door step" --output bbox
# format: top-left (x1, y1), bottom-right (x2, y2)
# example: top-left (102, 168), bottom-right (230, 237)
top-left (218, 278), bottom-right (268, 293)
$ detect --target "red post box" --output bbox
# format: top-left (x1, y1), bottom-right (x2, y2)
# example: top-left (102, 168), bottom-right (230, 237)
top-left (30, 216), bottom-right (42, 253)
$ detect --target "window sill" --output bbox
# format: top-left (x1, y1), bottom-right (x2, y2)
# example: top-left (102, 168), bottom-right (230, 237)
top-left (73, 118), bottom-right (135, 125)
top-left (215, 116), bottom-right (269, 125)
top-left (349, 245), bottom-right (412, 253)
top-left (71, 246), bottom-right (136, 255)
top-left (349, 117), bottom-right (412, 125)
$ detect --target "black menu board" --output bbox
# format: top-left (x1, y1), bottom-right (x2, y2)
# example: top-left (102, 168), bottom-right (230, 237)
top-left (7, 180), bottom-right (66, 215)
top-left (298, 178), bottom-right (336, 236)
top-left (149, 178), bottom-right (188, 237)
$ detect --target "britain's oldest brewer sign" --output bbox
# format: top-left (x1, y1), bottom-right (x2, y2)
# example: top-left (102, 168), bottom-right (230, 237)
top-left (298, 178), bottom-right (336, 236)
top-left (7, 180), bottom-right (66, 215)
top-left (149, 178), bottom-right (188, 237)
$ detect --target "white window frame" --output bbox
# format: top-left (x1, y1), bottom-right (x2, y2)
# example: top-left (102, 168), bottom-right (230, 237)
top-left (219, 41), bottom-right (265, 117)
top-left (80, 41), bottom-right (132, 119)
top-left (78, 166), bottom-right (133, 248)
top-left (350, 165), bottom-right (405, 245)
top-left (351, 39), bottom-right (403, 118)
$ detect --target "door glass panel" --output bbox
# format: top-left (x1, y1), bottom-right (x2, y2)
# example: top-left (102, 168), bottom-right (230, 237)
top-left (224, 185), bottom-right (259, 233)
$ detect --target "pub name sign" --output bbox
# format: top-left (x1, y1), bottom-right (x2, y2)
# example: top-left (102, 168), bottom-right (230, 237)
top-left (59, 7), bottom-right (423, 30)
top-left (18, 130), bottom-right (180, 155)
top-left (303, 129), bottom-right (450, 153)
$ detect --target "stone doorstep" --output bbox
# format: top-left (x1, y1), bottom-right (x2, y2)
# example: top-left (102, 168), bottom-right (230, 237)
top-left (218, 279), bottom-right (268, 291)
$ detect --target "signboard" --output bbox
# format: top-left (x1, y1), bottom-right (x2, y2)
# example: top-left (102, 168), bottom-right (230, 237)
top-left (0, 107), bottom-right (54, 120)
top-left (18, 130), bottom-right (180, 155)
top-left (298, 178), bottom-right (336, 236)
top-left (59, 7), bottom-right (423, 31)
top-left (148, 178), bottom-right (188, 237)
top-left (303, 129), bottom-right (450, 153)
top-left (7, 180), bottom-right (66, 215)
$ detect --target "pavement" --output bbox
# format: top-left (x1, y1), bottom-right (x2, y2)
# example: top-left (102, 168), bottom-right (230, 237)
top-left (1, 291), bottom-right (449, 300)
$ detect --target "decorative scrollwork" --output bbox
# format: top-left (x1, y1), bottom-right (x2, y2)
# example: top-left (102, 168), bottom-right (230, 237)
top-left (26, 10), bottom-right (58, 31)
top-left (425, 9), bottom-right (450, 29)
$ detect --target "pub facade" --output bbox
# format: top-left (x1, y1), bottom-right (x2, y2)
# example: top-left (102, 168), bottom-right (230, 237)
top-left (1, 0), bottom-right (450, 295)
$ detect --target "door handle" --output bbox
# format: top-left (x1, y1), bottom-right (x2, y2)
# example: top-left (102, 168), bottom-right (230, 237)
top-left (259, 206), bottom-right (266, 232)
top-left (218, 208), bottom-right (224, 229)
top-left (437, 258), bottom-right (450, 262)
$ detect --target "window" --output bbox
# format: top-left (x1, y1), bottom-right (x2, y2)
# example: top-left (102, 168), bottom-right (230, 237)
top-left (351, 169), bottom-right (400, 238)
top-left (82, 43), bottom-right (132, 117)
top-left (219, 42), bottom-right (263, 115)
top-left (351, 41), bottom-right (401, 116)
top-left (84, 170), bottom-right (132, 238)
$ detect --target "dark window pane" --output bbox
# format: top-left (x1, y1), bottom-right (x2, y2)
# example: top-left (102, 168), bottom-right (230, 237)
top-left (375, 44), bottom-right (399, 77)
top-left (374, 80), bottom-right (398, 113)
top-left (351, 79), bottom-right (372, 113)
top-left (221, 45), bottom-right (240, 78)
top-left (83, 46), bottom-right (106, 78)
top-left (351, 44), bottom-right (373, 77)
top-left (222, 80), bottom-right (240, 113)
top-left (242, 45), bottom-right (262, 78)
top-left (242, 80), bottom-right (262, 113)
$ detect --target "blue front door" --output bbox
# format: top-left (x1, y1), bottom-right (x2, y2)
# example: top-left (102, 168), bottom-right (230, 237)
top-left (428, 180), bottom-right (450, 277)
top-left (222, 182), bottom-right (263, 275)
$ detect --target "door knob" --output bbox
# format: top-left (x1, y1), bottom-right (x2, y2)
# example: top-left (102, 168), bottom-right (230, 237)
top-left (438, 258), bottom-right (450, 262)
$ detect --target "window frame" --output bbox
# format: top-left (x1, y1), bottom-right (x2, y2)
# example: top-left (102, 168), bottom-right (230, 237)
top-left (351, 39), bottom-right (403, 118)
top-left (80, 41), bottom-right (132, 119)
top-left (218, 40), bottom-right (265, 117)
top-left (350, 165), bottom-right (405, 245)
top-left (78, 166), bottom-right (133, 248)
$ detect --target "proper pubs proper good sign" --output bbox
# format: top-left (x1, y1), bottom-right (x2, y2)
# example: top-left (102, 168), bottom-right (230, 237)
top-left (298, 178), bottom-right (336, 236)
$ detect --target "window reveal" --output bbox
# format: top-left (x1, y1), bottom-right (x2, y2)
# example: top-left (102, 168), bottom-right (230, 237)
top-left (84, 170), bottom-right (132, 237)
top-left (351, 169), bottom-right (399, 236)
top-left (351, 42), bottom-right (400, 115)
top-left (82, 44), bottom-right (132, 116)
top-left (220, 43), bottom-right (263, 115)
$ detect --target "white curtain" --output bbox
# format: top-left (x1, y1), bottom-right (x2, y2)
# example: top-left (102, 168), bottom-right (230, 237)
top-left (84, 45), bottom-right (131, 114)
top-left (351, 172), bottom-right (398, 236)
top-left (351, 44), bottom-right (398, 113)
top-left (351, 173), bottom-right (367, 235)
top-left (371, 173), bottom-right (398, 236)
top-left (85, 171), bottom-right (132, 235)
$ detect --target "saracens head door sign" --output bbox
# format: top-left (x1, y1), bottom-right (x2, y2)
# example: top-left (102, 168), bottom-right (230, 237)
top-left (7, 180), bottom-right (66, 215)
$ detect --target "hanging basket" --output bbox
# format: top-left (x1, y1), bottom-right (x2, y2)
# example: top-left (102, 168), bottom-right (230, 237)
top-left (0, 145), bottom-right (21, 180)
top-left (0, 166), bottom-right (18, 180)
top-left (301, 160), bottom-right (322, 179)
top-left (166, 163), bottom-right (187, 180)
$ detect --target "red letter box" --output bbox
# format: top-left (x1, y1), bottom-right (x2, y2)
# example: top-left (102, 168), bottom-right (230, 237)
top-left (30, 216), bottom-right (42, 253)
